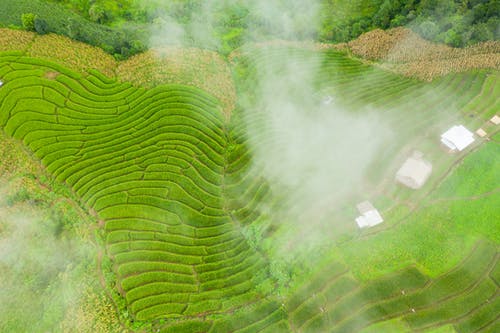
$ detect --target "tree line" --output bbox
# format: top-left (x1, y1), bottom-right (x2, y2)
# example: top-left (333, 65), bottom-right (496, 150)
top-left (2, 0), bottom-right (498, 59)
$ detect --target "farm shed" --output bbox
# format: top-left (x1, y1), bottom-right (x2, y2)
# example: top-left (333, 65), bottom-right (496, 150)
top-left (476, 128), bottom-right (487, 137)
top-left (395, 151), bottom-right (432, 189)
top-left (490, 115), bottom-right (500, 125)
top-left (0, 80), bottom-right (3, 87)
top-left (355, 201), bottom-right (383, 228)
top-left (440, 125), bottom-right (474, 152)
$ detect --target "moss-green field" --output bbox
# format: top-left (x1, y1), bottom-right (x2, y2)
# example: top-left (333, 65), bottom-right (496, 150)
top-left (0, 35), bottom-right (498, 332)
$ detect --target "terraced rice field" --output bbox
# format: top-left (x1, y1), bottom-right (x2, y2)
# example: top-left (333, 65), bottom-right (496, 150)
top-left (0, 51), bottom-right (278, 325)
top-left (0, 44), bottom-right (498, 332)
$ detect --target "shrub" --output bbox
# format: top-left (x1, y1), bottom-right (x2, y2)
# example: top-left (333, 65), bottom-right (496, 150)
top-left (34, 17), bottom-right (48, 34)
top-left (21, 13), bottom-right (36, 31)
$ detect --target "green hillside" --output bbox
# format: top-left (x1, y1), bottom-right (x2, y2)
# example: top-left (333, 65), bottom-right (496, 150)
top-left (0, 38), bottom-right (498, 332)
top-left (1, 0), bottom-right (498, 58)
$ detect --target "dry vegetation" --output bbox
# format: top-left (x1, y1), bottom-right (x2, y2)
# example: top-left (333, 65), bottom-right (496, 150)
top-left (0, 135), bottom-right (40, 178)
top-left (28, 34), bottom-right (117, 77)
top-left (348, 27), bottom-right (500, 80)
top-left (379, 54), bottom-right (500, 81)
top-left (117, 47), bottom-right (235, 115)
top-left (229, 28), bottom-right (499, 81)
top-left (0, 28), bottom-right (35, 52)
top-left (0, 25), bottom-right (496, 113)
top-left (59, 287), bottom-right (122, 333)
top-left (0, 29), bottom-right (116, 76)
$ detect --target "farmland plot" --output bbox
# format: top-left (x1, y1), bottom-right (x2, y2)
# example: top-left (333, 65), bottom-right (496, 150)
top-left (0, 42), bottom-right (498, 332)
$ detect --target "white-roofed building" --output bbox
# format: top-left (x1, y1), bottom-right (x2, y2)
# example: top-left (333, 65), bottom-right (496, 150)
top-left (355, 201), bottom-right (383, 228)
top-left (440, 125), bottom-right (474, 152)
top-left (395, 151), bottom-right (433, 189)
top-left (490, 115), bottom-right (500, 125)
top-left (0, 80), bottom-right (3, 87)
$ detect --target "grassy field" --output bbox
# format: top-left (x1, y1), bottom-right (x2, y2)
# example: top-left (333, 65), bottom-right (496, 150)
top-left (0, 30), bottom-right (498, 332)
top-left (0, 130), bottom-right (122, 332)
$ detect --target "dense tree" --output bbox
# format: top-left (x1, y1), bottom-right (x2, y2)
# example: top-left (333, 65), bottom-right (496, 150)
top-left (34, 17), bottom-right (49, 34)
top-left (10, 0), bottom-right (500, 58)
top-left (66, 17), bottom-right (83, 40)
top-left (21, 13), bottom-right (36, 31)
top-left (444, 28), bottom-right (462, 46)
top-left (88, 3), bottom-right (106, 24)
top-left (469, 22), bottom-right (494, 43)
top-left (418, 20), bottom-right (440, 39)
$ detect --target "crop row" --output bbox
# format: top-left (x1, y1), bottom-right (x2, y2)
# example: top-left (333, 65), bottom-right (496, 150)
top-left (281, 240), bottom-right (497, 333)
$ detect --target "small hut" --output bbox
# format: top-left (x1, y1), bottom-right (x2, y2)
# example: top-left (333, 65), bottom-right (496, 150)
top-left (476, 128), bottom-right (487, 138)
top-left (395, 151), bottom-right (432, 189)
top-left (355, 201), bottom-right (383, 228)
top-left (490, 115), bottom-right (500, 125)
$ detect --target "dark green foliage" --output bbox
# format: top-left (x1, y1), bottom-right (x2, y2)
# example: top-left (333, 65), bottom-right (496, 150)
top-left (4, 0), bottom-right (497, 58)
top-left (34, 17), bottom-right (48, 34)
top-left (0, 0), bottom-right (147, 58)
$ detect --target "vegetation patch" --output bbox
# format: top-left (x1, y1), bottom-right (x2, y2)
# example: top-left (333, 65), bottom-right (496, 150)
top-left (0, 131), bottom-right (121, 332)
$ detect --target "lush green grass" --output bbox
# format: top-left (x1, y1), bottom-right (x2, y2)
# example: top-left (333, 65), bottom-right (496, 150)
top-left (338, 142), bottom-right (500, 281)
top-left (0, 131), bottom-right (122, 332)
top-left (0, 53), bottom-right (281, 330)
top-left (230, 45), bottom-right (499, 332)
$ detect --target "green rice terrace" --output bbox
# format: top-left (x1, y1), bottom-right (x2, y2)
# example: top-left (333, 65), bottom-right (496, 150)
top-left (0, 30), bottom-right (499, 333)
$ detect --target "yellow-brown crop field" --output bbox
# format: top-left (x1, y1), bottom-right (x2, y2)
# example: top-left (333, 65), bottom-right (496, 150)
top-left (28, 34), bottom-right (117, 77)
top-left (0, 28), bottom-right (35, 52)
top-left (348, 27), bottom-right (500, 80)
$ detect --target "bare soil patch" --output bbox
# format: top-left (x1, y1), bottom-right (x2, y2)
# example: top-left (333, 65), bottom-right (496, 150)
top-left (44, 71), bottom-right (60, 80)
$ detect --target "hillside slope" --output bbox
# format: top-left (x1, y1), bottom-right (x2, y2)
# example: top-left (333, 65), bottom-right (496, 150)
top-left (0, 28), bottom-right (499, 332)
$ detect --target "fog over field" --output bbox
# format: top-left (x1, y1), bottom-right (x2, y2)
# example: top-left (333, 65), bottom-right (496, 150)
top-left (0, 184), bottom-right (90, 331)
top-left (0, 0), bottom-right (497, 331)
top-left (148, 0), bottom-right (321, 49)
top-left (145, 0), bottom-right (441, 211)
top-left (148, 0), bottom-right (394, 254)
top-left (244, 55), bottom-right (393, 255)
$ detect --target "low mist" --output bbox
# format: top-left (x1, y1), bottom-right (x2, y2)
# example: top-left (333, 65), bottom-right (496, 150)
top-left (143, 0), bottom-right (396, 262)
top-left (0, 180), bottom-right (98, 332)
top-left (242, 49), bottom-right (393, 263)
top-left (147, 0), bottom-right (321, 50)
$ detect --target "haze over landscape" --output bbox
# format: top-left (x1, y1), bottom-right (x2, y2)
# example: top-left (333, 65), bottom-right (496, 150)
top-left (0, 0), bottom-right (499, 332)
